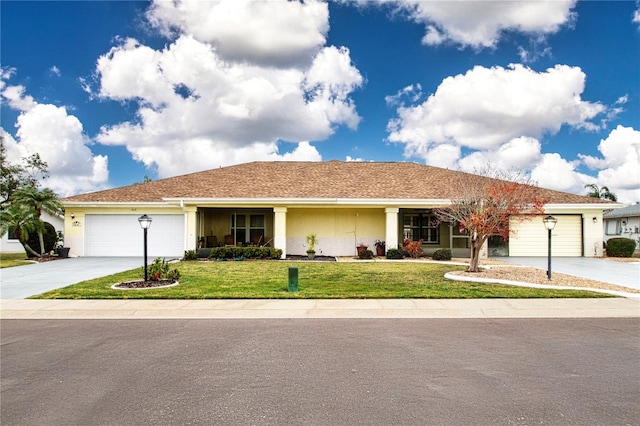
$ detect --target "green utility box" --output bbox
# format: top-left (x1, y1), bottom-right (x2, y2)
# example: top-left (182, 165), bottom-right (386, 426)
top-left (288, 267), bottom-right (298, 292)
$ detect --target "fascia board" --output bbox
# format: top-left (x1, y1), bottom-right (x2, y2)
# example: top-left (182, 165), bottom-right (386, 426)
top-left (544, 203), bottom-right (624, 211)
top-left (163, 197), bottom-right (452, 207)
top-left (62, 201), bottom-right (173, 209)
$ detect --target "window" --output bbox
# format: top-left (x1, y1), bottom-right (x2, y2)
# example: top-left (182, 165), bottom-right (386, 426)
top-left (231, 214), bottom-right (265, 245)
top-left (403, 213), bottom-right (439, 244)
top-left (605, 219), bottom-right (621, 236)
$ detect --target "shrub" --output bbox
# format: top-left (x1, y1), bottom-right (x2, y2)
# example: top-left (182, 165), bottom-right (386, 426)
top-left (209, 246), bottom-right (283, 260)
top-left (605, 238), bottom-right (636, 257)
top-left (403, 238), bottom-right (424, 258)
top-left (386, 248), bottom-right (403, 259)
top-left (432, 248), bottom-right (452, 261)
top-left (148, 258), bottom-right (171, 281)
top-left (166, 268), bottom-right (181, 282)
top-left (25, 222), bottom-right (57, 257)
top-left (183, 250), bottom-right (198, 261)
top-left (358, 249), bottom-right (374, 259)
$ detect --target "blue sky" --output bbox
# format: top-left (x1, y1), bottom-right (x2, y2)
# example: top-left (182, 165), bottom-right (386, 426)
top-left (1, 1), bottom-right (639, 203)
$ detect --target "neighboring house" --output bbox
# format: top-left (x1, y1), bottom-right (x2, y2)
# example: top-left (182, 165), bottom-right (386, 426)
top-left (603, 203), bottom-right (640, 251)
top-left (61, 161), bottom-right (617, 259)
top-left (0, 211), bottom-right (65, 254)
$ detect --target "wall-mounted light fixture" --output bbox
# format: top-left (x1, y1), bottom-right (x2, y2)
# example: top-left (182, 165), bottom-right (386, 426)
top-left (592, 217), bottom-right (597, 223)
top-left (71, 213), bottom-right (75, 220)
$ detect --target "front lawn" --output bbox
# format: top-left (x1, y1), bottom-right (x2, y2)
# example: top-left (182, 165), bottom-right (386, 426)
top-left (30, 261), bottom-right (610, 299)
top-left (0, 252), bottom-right (33, 268)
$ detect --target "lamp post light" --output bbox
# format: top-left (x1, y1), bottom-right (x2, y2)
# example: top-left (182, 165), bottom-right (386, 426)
top-left (138, 214), bottom-right (152, 281)
top-left (542, 215), bottom-right (558, 281)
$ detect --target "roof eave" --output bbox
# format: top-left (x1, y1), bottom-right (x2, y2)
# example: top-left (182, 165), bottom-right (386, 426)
top-left (163, 197), bottom-right (453, 207)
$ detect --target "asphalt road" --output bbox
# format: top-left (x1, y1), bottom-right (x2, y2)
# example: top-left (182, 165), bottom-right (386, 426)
top-left (2, 318), bottom-right (639, 425)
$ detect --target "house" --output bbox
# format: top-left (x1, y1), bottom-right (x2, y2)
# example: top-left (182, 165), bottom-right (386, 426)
top-left (603, 203), bottom-right (640, 251)
top-left (60, 161), bottom-right (617, 259)
top-left (0, 211), bottom-right (64, 254)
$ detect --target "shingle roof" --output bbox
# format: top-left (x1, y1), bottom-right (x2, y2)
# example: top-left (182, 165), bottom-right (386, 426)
top-left (62, 161), bottom-right (613, 205)
top-left (603, 203), bottom-right (640, 218)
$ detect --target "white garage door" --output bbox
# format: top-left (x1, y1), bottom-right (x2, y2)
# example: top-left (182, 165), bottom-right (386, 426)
top-left (85, 214), bottom-right (184, 257)
top-left (509, 215), bottom-right (582, 257)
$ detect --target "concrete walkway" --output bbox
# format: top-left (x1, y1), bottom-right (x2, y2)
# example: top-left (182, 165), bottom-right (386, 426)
top-left (1, 298), bottom-right (639, 319)
top-left (496, 257), bottom-right (640, 290)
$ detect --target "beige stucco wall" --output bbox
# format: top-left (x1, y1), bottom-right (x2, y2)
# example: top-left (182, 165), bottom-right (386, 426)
top-left (286, 207), bottom-right (386, 256)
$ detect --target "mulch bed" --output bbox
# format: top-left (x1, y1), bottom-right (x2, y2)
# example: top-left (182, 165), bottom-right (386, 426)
top-left (114, 279), bottom-right (177, 289)
top-left (285, 255), bottom-right (337, 261)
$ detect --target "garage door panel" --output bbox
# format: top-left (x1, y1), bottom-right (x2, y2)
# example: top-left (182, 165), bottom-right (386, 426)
top-left (85, 215), bottom-right (184, 257)
top-left (509, 215), bottom-right (582, 257)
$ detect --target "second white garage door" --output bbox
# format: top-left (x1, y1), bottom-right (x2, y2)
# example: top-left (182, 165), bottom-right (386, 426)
top-left (509, 215), bottom-right (582, 257)
top-left (85, 214), bottom-right (185, 257)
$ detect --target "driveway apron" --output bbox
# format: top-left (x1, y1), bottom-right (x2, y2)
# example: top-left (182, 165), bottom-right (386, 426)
top-left (496, 257), bottom-right (640, 290)
top-left (0, 257), bottom-right (143, 299)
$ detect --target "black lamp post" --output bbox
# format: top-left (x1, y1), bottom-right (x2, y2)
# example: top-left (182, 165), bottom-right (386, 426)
top-left (138, 214), bottom-right (152, 281)
top-left (542, 215), bottom-right (557, 281)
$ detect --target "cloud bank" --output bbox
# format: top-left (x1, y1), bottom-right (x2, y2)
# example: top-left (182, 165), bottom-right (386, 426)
top-left (1, 70), bottom-right (108, 197)
top-left (92, 0), bottom-right (362, 178)
top-left (387, 64), bottom-right (639, 202)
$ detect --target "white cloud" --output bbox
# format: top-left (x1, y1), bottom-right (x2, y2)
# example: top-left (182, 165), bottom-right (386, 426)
top-left (1, 77), bottom-right (108, 197)
top-left (94, 1), bottom-right (363, 178)
top-left (634, 5), bottom-right (640, 25)
top-left (388, 64), bottom-right (606, 159)
top-left (579, 125), bottom-right (640, 201)
top-left (530, 153), bottom-right (593, 193)
top-left (389, 0), bottom-right (576, 49)
top-left (386, 63), bottom-right (638, 202)
top-left (50, 66), bottom-right (61, 77)
top-left (146, 0), bottom-right (329, 68)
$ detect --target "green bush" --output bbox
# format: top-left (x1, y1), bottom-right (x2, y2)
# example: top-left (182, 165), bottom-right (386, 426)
top-left (148, 258), bottom-right (171, 281)
top-left (605, 238), bottom-right (636, 257)
top-left (386, 248), bottom-right (403, 259)
top-left (432, 249), bottom-right (452, 261)
top-left (183, 250), bottom-right (198, 261)
top-left (358, 249), bottom-right (374, 259)
top-left (25, 222), bottom-right (57, 257)
top-left (209, 246), bottom-right (283, 260)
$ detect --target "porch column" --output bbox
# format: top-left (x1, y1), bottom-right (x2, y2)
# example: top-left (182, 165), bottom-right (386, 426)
top-left (184, 206), bottom-right (198, 251)
top-left (273, 207), bottom-right (287, 259)
top-left (385, 208), bottom-right (399, 251)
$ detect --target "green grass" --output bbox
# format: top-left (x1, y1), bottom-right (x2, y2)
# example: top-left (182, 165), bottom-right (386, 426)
top-left (0, 252), bottom-right (33, 268)
top-left (30, 260), bottom-right (610, 299)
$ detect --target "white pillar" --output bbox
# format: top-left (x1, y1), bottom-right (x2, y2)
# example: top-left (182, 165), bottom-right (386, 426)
top-left (184, 206), bottom-right (198, 251)
top-left (274, 207), bottom-right (287, 259)
top-left (385, 208), bottom-right (399, 251)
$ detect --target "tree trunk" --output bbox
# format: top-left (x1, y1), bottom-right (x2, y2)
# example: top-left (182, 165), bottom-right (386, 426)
top-left (468, 243), bottom-right (480, 272)
top-left (38, 231), bottom-right (45, 255)
top-left (467, 237), bottom-right (485, 273)
top-left (21, 240), bottom-right (41, 258)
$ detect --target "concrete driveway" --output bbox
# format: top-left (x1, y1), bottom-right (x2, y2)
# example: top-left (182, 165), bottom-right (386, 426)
top-left (0, 257), bottom-right (143, 299)
top-left (496, 257), bottom-right (640, 290)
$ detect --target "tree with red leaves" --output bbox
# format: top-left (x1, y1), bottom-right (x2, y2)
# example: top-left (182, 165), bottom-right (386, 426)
top-left (434, 169), bottom-right (547, 272)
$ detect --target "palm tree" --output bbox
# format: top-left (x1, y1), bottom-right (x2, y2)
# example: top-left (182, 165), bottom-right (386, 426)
top-left (584, 184), bottom-right (618, 202)
top-left (13, 187), bottom-right (63, 255)
top-left (0, 203), bottom-right (43, 257)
